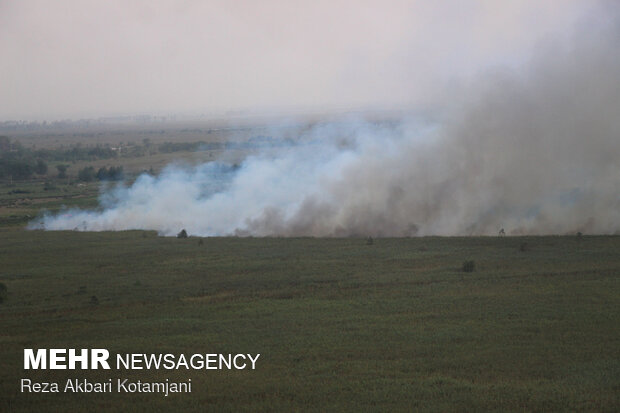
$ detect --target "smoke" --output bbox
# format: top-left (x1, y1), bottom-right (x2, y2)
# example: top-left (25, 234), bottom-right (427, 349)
top-left (32, 9), bottom-right (620, 236)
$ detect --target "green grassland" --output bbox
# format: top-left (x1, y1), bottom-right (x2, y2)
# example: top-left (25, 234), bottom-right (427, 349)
top-left (1, 227), bottom-right (618, 412)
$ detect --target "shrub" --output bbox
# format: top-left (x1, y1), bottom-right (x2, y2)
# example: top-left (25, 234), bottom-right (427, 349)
top-left (462, 260), bottom-right (475, 272)
top-left (34, 159), bottom-right (48, 175)
top-left (56, 164), bottom-right (69, 179)
top-left (0, 282), bottom-right (7, 303)
top-left (177, 229), bottom-right (188, 238)
top-left (366, 236), bottom-right (374, 245)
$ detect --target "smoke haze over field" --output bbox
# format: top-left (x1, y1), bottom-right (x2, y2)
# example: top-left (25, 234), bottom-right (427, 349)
top-left (33, 4), bottom-right (620, 236)
top-left (0, 0), bottom-right (595, 120)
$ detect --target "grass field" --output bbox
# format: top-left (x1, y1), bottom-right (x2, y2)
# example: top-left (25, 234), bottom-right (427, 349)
top-left (1, 226), bottom-right (618, 411)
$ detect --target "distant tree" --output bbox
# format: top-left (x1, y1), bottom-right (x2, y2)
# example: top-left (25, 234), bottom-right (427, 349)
top-left (77, 166), bottom-right (96, 182)
top-left (0, 136), bottom-right (10, 152)
top-left (56, 164), bottom-right (69, 179)
top-left (107, 166), bottom-right (124, 181)
top-left (4, 160), bottom-right (33, 180)
top-left (177, 229), bottom-right (188, 238)
top-left (96, 166), bottom-right (108, 181)
top-left (95, 166), bottom-right (123, 181)
top-left (34, 159), bottom-right (48, 175)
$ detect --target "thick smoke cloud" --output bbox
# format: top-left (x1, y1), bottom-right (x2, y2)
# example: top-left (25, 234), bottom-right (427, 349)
top-left (32, 11), bottom-right (620, 236)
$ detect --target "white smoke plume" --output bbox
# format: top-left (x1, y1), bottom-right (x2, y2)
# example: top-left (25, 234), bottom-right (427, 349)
top-left (32, 10), bottom-right (620, 236)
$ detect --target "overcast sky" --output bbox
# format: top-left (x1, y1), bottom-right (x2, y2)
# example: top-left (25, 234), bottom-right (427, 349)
top-left (0, 0), bottom-right (600, 120)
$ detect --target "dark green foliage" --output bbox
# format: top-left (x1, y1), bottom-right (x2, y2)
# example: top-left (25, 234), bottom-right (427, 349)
top-left (34, 159), bottom-right (47, 175)
top-left (56, 164), bottom-right (69, 179)
top-left (177, 229), bottom-right (188, 238)
top-left (96, 166), bottom-right (108, 180)
top-left (0, 159), bottom-right (33, 180)
top-left (0, 138), bottom-right (38, 180)
top-left (1, 137), bottom-right (117, 171)
top-left (462, 259), bottom-right (475, 272)
top-left (96, 165), bottom-right (124, 181)
top-left (107, 166), bottom-right (123, 180)
top-left (0, 282), bottom-right (6, 303)
top-left (0, 136), bottom-right (10, 151)
top-left (77, 166), bottom-right (96, 182)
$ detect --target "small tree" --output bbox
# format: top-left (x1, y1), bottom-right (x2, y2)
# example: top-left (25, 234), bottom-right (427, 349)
top-left (78, 166), bottom-right (96, 182)
top-left (107, 166), bottom-right (124, 181)
top-left (34, 159), bottom-right (48, 175)
top-left (56, 164), bottom-right (69, 179)
top-left (96, 166), bottom-right (108, 180)
top-left (177, 229), bottom-right (188, 238)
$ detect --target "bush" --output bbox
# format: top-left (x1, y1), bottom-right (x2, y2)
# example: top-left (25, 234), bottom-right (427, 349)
top-left (0, 282), bottom-right (7, 303)
top-left (56, 164), bottom-right (69, 179)
top-left (462, 260), bottom-right (475, 272)
top-left (366, 236), bottom-right (374, 245)
top-left (34, 159), bottom-right (48, 175)
top-left (177, 229), bottom-right (188, 238)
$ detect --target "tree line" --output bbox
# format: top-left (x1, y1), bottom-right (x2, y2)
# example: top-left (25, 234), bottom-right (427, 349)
top-left (0, 136), bottom-right (127, 181)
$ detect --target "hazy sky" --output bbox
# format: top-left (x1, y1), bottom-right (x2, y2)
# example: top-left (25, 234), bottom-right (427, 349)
top-left (0, 1), bottom-right (597, 120)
